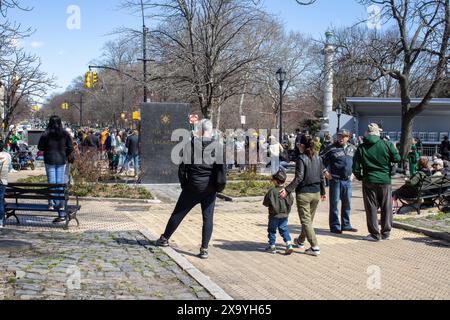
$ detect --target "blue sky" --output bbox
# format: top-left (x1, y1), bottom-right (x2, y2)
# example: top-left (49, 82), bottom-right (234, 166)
top-left (9, 0), bottom-right (367, 98)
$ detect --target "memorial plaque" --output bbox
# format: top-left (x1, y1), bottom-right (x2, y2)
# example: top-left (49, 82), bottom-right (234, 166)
top-left (140, 103), bottom-right (191, 184)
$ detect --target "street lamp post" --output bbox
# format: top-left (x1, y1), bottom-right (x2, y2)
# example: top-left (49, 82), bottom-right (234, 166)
top-left (276, 68), bottom-right (286, 145)
top-left (336, 104), bottom-right (342, 136)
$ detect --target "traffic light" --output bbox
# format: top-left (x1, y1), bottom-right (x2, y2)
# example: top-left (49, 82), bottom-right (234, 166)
top-left (120, 112), bottom-right (126, 120)
top-left (92, 72), bottom-right (98, 88)
top-left (61, 102), bottom-right (69, 110)
top-left (85, 72), bottom-right (92, 89)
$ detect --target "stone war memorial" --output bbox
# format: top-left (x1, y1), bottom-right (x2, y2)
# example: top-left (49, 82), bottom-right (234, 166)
top-left (140, 102), bottom-right (190, 184)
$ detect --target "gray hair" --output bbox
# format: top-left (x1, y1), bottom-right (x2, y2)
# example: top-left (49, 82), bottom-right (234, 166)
top-left (199, 119), bottom-right (213, 137)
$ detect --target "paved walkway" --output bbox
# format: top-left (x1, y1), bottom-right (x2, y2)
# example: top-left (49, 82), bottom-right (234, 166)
top-left (130, 182), bottom-right (450, 300)
top-left (0, 201), bottom-right (212, 300)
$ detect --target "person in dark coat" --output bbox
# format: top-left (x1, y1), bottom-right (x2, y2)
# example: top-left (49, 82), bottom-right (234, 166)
top-left (38, 116), bottom-right (74, 223)
top-left (156, 120), bottom-right (227, 259)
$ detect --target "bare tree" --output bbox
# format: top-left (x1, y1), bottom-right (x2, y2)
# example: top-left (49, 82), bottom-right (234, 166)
top-left (121, 0), bottom-right (274, 127)
top-left (1, 51), bottom-right (56, 137)
top-left (348, 0), bottom-right (450, 162)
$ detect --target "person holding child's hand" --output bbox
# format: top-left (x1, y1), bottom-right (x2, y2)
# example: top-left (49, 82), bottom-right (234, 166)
top-left (279, 136), bottom-right (326, 257)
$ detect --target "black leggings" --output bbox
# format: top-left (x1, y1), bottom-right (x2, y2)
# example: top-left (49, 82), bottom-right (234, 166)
top-left (163, 190), bottom-right (217, 249)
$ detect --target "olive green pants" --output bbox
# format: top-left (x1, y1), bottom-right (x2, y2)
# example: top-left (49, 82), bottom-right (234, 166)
top-left (296, 192), bottom-right (320, 248)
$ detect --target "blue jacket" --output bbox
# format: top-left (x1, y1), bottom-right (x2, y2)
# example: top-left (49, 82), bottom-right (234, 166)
top-left (321, 143), bottom-right (356, 180)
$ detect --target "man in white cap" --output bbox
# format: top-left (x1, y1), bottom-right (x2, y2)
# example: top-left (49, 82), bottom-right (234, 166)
top-left (353, 123), bottom-right (401, 241)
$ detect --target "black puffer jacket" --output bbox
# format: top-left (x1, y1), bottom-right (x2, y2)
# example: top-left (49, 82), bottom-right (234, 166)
top-left (178, 139), bottom-right (227, 194)
top-left (38, 131), bottom-right (74, 166)
top-left (286, 153), bottom-right (326, 196)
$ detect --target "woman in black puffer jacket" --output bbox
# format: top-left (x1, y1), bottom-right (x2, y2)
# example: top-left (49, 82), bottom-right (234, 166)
top-left (38, 116), bottom-right (74, 223)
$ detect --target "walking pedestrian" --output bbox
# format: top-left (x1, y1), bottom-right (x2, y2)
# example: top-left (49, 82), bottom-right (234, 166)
top-left (121, 130), bottom-right (139, 177)
top-left (156, 120), bottom-right (227, 259)
top-left (321, 129), bottom-right (358, 234)
top-left (353, 123), bottom-right (401, 241)
top-left (263, 170), bottom-right (294, 255)
top-left (280, 135), bottom-right (327, 256)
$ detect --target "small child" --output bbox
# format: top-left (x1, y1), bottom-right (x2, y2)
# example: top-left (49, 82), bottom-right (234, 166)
top-left (263, 170), bottom-right (294, 255)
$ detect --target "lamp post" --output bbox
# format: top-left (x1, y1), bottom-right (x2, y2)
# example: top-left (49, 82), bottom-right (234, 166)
top-left (336, 104), bottom-right (342, 136)
top-left (276, 68), bottom-right (286, 145)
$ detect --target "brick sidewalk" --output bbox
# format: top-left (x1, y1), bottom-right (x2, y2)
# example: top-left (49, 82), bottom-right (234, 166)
top-left (130, 182), bottom-right (450, 300)
top-left (0, 201), bottom-right (212, 300)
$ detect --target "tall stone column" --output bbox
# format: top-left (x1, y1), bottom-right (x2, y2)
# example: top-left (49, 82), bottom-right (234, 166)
top-left (321, 31), bottom-right (335, 135)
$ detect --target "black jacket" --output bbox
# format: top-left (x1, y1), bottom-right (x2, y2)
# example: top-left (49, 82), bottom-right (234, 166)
top-left (286, 154), bottom-right (326, 196)
top-left (83, 134), bottom-right (99, 148)
top-left (126, 135), bottom-right (139, 156)
top-left (178, 139), bottom-right (227, 194)
top-left (38, 132), bottom-right (74, 166)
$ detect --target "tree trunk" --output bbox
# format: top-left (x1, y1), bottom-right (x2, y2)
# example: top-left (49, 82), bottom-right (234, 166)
top-left (399, 112), bottom-right (414, 171)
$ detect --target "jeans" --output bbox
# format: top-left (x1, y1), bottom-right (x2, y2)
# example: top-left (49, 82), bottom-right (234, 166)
top-left (163, 190), bottom-right (217, 249)
top-left (123, 155), bottom-right (139, 176)
top-left (267, 217), bottom-right (292, 246)
top-left (45, 164), bottom-right (66, 217)
top-left (329, 178), bottom-right (353, 232)
top-left (0, 185), bottom-right (5, 225)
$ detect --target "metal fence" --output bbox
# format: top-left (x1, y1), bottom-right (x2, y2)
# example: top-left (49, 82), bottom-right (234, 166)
top-left (420, 145), bottom-right (440, 157)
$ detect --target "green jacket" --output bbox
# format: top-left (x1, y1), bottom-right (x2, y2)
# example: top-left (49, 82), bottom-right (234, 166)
top-left (11, 133), bottom-right (21, 144)
top-left (353, 135), bottom-right (401, 185)
top-left (263, 186), bottom-right (294, 219)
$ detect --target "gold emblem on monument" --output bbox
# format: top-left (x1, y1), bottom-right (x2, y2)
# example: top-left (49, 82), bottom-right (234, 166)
top-left (160, 114), bottom-right (171, 126)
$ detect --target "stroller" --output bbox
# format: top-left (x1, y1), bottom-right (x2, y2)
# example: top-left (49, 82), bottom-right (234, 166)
top-left (12, 142), bottom-right (35, 171)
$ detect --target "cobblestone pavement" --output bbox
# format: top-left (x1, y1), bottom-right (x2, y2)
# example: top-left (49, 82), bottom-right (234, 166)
top-left (130, 181), bottom-right (450, 300)
top-left (0, 201), bottom-right (212, 300)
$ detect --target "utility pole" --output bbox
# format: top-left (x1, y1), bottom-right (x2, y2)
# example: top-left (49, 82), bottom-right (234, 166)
top-left (139, 0), bottom-right (150, 103)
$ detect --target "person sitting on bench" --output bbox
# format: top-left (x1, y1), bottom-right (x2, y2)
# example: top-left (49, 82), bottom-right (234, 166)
top-left (392, 158), bottom-right (431, 213)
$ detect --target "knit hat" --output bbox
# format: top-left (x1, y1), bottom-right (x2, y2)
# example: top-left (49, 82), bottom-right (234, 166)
top-left (272, 170), bottom-right (287, 183)
top-left (367, 123), bottom-right (383, 137)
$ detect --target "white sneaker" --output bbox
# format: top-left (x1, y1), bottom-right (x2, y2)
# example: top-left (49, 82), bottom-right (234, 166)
top-left (305, 247), bottom-right (320, 256)
top-left (10, 169), bottom-right (18, 173)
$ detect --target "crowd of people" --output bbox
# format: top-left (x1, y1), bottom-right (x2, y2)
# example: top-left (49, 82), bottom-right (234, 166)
top-left (71, 127), bottom-right (140, 178)
top-left (156, 122), bottom-right (449, 259)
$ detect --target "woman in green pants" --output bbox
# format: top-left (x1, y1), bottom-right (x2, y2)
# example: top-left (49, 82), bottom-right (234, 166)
top-left (280, 136), bottom-right (327, 256)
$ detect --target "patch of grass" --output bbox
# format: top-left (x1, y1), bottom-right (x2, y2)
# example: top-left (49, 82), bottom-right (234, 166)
top-left (222, 180), bottom-right (273, 198)
top-left (227, 172), bottom-right (271, 181)
top-left (425, 212), bottom-right (450, 222)
top-left (17, 176), bottom-right (153, 200)
top-left (7, 277), bottom-right (16, 285)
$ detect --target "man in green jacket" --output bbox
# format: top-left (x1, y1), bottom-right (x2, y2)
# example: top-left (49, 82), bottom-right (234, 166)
top-left (353, 124), bottom-right (401, 242)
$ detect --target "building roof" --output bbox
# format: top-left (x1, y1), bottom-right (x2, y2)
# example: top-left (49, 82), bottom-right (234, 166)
top-left (346, 97), bottom-right (450, 116)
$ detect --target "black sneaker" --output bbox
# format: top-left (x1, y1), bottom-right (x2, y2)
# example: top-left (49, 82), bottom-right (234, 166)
top-left (52, 217), bottom-right (67, 224)
top-left (155, 235), bottom-right (170, 247)
top-left (381, 234), bottom-right (391, 241)
top-left (199, 248), bottom-right (209, 260)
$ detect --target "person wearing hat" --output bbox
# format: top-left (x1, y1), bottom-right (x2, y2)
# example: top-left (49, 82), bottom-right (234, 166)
top-left (407, 142), bottom-right (420, 178)
top-left (263, 170), bottom-right (294, 255)
top-left (353, 123), bottom-right (401, 242)
top-left (321, 129), bottom-right (358, 234)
